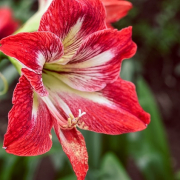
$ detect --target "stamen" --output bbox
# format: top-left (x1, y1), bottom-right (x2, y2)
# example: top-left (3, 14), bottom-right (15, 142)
top-left (69, 113), bottom-right (75, 120)
top-left (68, 117), bottom-right (72, 127)
top-left (64, 109), bottom-right (86, 129)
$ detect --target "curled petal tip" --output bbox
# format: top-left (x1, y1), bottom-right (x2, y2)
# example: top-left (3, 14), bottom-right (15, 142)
top-left (124, 26), bottom-right (133, 32)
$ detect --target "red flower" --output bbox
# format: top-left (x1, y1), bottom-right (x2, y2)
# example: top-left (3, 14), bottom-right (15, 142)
top-left (102, 0), bottom-right (132, 28)
top-left (38, 0), bottom-right (132, 28)
top-left (0, 0), bottom-right (150, 179)
top-left (0, 7), bottom-right (19, 39)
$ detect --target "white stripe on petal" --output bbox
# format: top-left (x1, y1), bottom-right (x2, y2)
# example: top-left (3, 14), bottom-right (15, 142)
top-left (37, 52), bottom-right (46, 68)
top-left (43, 72), bottom-right (113, 107)
top-left (71, 50), bottom-right (114, 68)
top-left (59, 18), bottom-right (85, 65)
top-left (32, 93), bottom-right (39, 119)
top-left (42, 96), bottom-right (67, 126)
top-left (63, 17), bottom-right (84, 47)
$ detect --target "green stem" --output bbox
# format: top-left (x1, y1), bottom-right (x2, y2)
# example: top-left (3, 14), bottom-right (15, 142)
top-left (0, 72), bottom-right (8, 95)
top-left (8, 57), bottom-right (22, 75)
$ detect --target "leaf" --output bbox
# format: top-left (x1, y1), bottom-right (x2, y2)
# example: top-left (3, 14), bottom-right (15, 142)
top-left (0, 147), bottom-right (19, 180)
top-left (49, 151), bottom-right (66, 171)
top-left (127, 77), bottom-right (174, 180)
top-left (81, 130), bottom-right (102, 168)
top-left (0, 65), bottom-right (19, 91)
top-left (101, 134), bottom-right (128, 166)
top-left (58, 174), bottom-right (76, 180)
top-left (175, 170), bottom-right (180, 180)
top-left (120, 59), bottom-right (136, 82)
top-left (0, 64), bottom-right (19, 99)
top-left (0, 59), bottom-right (9, 70)
top-left (100, 153), bottom-right (131, 180)
top-left (25, 157), bottom-right (41, 180)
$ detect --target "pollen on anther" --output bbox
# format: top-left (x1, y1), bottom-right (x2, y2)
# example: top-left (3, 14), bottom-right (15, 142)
top-left (84, 126), bottom-right (89, 130)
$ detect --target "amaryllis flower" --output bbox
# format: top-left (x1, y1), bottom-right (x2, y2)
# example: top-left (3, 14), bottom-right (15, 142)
top-left (0, 0), bottom-right (150, 179)
top-left (102, 0), bottom-right (132, 28)
top-left (0, 7), bottom-right (19, 39)
top-left (38, 0), bottom-right (132, 29)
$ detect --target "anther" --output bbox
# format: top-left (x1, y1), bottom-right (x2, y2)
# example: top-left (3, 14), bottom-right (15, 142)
top-left (65, 109), bottom-right (86, 129)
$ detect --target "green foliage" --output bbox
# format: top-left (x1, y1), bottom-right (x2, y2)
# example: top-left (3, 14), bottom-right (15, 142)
top-left (127, 77), bottom-right (174, 180)
top-left (100, 153), bottom-right (131, 180)
top-left (0, 63), bottom-right (19, 99)
top-left (0, 0), bottom-right (36, 22)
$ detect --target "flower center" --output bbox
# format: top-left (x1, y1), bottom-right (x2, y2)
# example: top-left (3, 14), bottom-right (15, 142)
top-left (42, 73), bottom-right (87, 129)
top-left (63, 109), bottom-right (86, 129)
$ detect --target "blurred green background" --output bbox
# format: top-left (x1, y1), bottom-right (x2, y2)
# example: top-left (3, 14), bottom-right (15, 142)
top-left (0, 0), bottom-right (180, 179)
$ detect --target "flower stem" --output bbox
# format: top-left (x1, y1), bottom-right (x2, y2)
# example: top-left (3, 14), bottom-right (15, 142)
top-left (8, 57), bottom-right (22, 75)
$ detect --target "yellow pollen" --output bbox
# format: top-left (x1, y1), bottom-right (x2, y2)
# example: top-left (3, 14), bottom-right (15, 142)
top-left (63, 109), bottom-right (86, 129)
top-left (83, 126), bottom-right (89, 130)
top-left (69, 113), bottom-right (75, 120)
top-left (68, 117), bottom-right (72, 127)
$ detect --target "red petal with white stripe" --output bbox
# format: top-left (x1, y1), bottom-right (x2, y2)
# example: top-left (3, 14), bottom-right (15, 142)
top-left (42, 74), bottom-right (150, 135)
top-left (0, 31), bottom-right (63, 73)
top-left (3, 76), bottom-right (53, 156)
top-left (53, 126), bottom-right (88, 180)
top-left (45, 27), bottom-right (136, 92)
top-left (39, 0), bottom-right (106, 63)
top-left (76, 78), bottom-right (150, 134)
top-left (22, 68), bottom-right (48, 96)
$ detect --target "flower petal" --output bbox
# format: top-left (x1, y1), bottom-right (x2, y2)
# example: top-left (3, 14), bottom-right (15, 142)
top-left (53, 126), bottom-right (88, 180)
top-left (103, 0), bottom-right (132, 23)
top-left (44, 27), bottom-right (137, 92)
top-left (42, 73), bottom-right (150, 135)
top-left (77, 79), bottom-right (151, 134)
top-left (22, 68), bottom-right (48, 96)
top-left (39, 0), bottom-right (106, 64)
top-left (0, 31), bottom-right (63, 73)
top-left (3, 76), bottom-right (53, 156)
